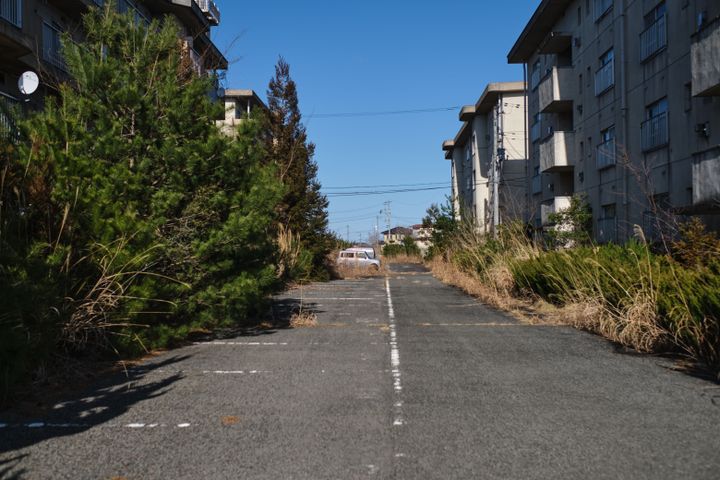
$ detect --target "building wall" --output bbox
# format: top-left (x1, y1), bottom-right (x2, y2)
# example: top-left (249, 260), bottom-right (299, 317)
top-left (0, 0), bottom-right (223, 109)
top-left (446, 87), bottom-right (528, 233)
top-left (523, 0), bottom-right (720, 242)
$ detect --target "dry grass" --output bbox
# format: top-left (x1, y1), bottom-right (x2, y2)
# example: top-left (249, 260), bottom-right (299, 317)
top-left (382, 254), bottom-right (423, 264)
top-left (289, 309), bottom-right (318, 328)
top-left (334, 262), bottom-right (387, 279)
top-left (427, 222), bottom-right (672, 355)
top-left (427, 257), bottom-right (546, 324)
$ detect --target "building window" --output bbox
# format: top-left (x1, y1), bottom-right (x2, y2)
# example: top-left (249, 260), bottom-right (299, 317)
top-left (594, 0), bottom-right (613, 21)
top-left (579, 73), bottom-right (583, 95)
top-left (532, 166), bottom-right (541, 195)
top-left (598, 204), bottom-right (617, 243)
top-left (118, 0), bottom-right (150, 25)
top-left (42, 21), bottom-right (66, 70)
top-left (597, 126), bottom-right (616, 169)
top-left (0, 0), bottom-right (22, 27)
top-left (530, 113), bottom-right (542, 143)
top-left (640, 2), bottom-right (667, 62)
top-left (595, 48), bottom-right (615, 96)
top-left (683, 83), bottom-right (692, 111)
top-left (531, 60), bottom-right (541, 90)
top-left (641, 98), bottom-right (668, 151)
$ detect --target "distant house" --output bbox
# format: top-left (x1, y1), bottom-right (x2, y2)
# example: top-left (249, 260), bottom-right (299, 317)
top-left (381, 227), bottom-right (412, 245)
top-left (411, 224), bottom-right (433, 254)
top-left (216, 89), bottom-right (267, 136)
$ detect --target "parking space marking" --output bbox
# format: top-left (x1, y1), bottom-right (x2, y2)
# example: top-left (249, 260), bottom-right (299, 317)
top-left (385, 277), bottom-right (404, 427)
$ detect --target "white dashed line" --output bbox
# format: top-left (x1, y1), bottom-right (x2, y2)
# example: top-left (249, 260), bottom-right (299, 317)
top-left (201, 370), bottom-right (269, 374)
top-left (193, 341), bottom-right (288, 346)
top-left (385, 277), bottom-right (404, 428)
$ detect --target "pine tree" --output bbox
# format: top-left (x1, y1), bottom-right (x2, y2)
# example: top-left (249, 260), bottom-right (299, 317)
top-left (1, 0), bottom-right (283, 380)
top-left (265, 57), bottom-right (332, 278)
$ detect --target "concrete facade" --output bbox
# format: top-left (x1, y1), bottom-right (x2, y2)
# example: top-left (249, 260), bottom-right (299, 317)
top-left (442, 82), bottom-right (528, 234)
top-left (216, 89), bottom-right (267, 136)
top-left (509, 0), bottom-right (720, 242)
top-left (0, 0), bottom-right (226, 115)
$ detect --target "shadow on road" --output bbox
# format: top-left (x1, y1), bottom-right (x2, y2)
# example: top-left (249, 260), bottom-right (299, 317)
top-left (0, 354), bottom-right (189, 461)
top-left (0, 454), bottom-right (28, 480)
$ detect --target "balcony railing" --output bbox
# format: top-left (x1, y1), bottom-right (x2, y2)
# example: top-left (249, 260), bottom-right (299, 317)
top-left (0, 92), bottom-right (20, 140)
top-left (641, 112), bottom-right (668, 151)
top-left (640, 14), bottom-right (667, 62)
top-left (539, 66), bottom-right (574, 112)
top-left (539, 131), bottom-right (575, 173)
top-left (594, 60), bottom-right (614, 96)
top-left (42, 22), bottom-right (66, 70)
top-left (596, 138), bottom-right (616, 169)
top-left (196, 0), bottom-right (220, 25)
top-left (0, 0), bottom-right (22, 28)
top-left (692, 146), bottom-right (720, 206)
top-left (597, 217), bottom-right (617, 243)
top-left (595, 0), bottom-right (612, 21)
top-left (691, 16), bottom-right (720, 96)
top-left (531, 174), bottom-right (542, 195)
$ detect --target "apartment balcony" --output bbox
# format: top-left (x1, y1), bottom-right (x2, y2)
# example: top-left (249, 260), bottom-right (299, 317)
top-left (538, 66), bottom-right (573, 113)
top-left (692, 146), bottom-right (720, 208)
top-left (42, 22), bottom-right (66, 70)
top-left (196, 0), bottom-right (220, 25)
top-left (594, 60), bottom-right (614, 96)
top-left (640, 14), bottom-right (667, 62)
top-left (541, 196), bottom-right (572, 226)
top-left (531, 174), bottom-right (542, 195)
top-left (597, 217), bottom-right (617, 243)
top-left (691, 16), bottom-right (720, 96)
top-left (539, 131), bottom-right (575, 173)
top-left (641, 112), bottom-right (668, 152)
top-left (0, 0), bottom-right (21, 27)
top-left (596, 138), bottom-right (616, 169)
top-left (0, 91), bottom-right (20, 140)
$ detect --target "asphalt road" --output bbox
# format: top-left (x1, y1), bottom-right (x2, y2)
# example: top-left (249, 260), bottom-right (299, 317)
top-left (2, 263), bottom-right (720, 479)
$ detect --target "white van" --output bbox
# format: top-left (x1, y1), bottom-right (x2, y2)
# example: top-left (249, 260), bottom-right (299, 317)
top-left (337, 249), bottom-right (381, 270)
top-left (345, 247), bottom-right (376, 259)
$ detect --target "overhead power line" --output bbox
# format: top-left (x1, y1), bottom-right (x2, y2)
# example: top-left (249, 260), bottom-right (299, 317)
top-left (308, 106), bottom-right (461, 119)
top-left (325, 185), bottom-right (450, 197)
top-left (324, 181), bottom-right (449, 190)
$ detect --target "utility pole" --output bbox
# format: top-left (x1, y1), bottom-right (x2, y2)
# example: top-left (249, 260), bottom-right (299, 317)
top-left (492, 97), bottom-right (505, 239)
top-left (383, 201), bottom-right (392, 243)
top-left (375, 215), bottom-right (379, 247)
top-left (346, 225), bottom-right (350, 244)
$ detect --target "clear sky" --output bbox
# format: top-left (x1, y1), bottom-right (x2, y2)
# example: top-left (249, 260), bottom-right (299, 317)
top-left (212, 0), bottom-right (537, 243)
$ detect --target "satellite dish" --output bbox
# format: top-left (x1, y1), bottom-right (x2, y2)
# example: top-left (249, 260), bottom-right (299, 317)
top-left (18, 71), bottom-right (39, 96)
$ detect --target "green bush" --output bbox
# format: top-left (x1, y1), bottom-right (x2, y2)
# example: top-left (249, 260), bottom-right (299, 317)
top-left (0, 4), bottom-right (287, 399)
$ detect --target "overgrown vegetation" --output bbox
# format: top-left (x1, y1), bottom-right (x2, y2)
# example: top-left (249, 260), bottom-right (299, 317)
top-left (425, 200), bottom-right (720, 377)
top-left (0, 3), bottom-right (330, 401)
top-left (382, 236), bottom-right (420, 258)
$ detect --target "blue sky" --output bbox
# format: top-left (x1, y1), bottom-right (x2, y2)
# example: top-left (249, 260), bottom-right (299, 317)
top-left (212, 0), bottom-right (537, 242)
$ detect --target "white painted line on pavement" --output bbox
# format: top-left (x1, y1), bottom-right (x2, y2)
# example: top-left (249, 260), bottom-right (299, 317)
top-left (0, 422), bottom-right (197, 430)
top-left (193, 341), bottom-right (288, 346)
top-left (299, 297), bottom-right (374, 301)
top-left (385, 277), bottom-right (404, 427)
top-left (202, 370), bottom-right (269, 374)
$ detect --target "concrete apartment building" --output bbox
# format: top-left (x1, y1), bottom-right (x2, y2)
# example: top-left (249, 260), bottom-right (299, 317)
top-left (508, 0), bottom-right (720, 242)
top-left (442, 82), bottom-right (527, 234)
top-left (0, 0), bottom-right (226, 118)
top-left (216, 89), bottom-right (267, 136)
